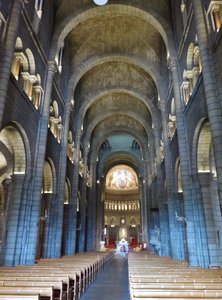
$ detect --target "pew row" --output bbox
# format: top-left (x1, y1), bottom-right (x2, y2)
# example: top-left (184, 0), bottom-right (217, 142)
top-left (0, 251), bottom-right (114, 300)
top-left (128, 252), bottom-right (222, 300)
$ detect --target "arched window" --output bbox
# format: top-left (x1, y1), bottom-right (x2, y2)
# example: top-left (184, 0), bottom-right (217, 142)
top-left (32, 74), bottom-right (43, 109)
top-left (11, 40), bottom-right (43, 110)
top-left (64, 179), bottom-right (70, 205)
top-left (181, 43), bottom-right (201, 105)
top-left (49, 101), bottom-right (63, 143)
top-left (197, 122), bottom-right (211, 173)
top-left (168, 98), bottom-right (177, 139)
top-left (176, 160), bottom-right (183, 193)
top-left (11, 38), bottom-right (25, 80)
top-left (67, 131), bottom-right (75, 163)
top-left (42, 160), bottom-right (54, 194)
top-left (207, 1), bottom-right (222, 32)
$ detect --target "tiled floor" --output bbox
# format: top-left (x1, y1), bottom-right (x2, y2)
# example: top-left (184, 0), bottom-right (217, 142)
top-left (80, 253), bottom-right (130, 300)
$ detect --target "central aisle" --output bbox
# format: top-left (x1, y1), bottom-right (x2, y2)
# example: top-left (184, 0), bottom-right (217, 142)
top-left (80, 253), bottom-right (130, 300)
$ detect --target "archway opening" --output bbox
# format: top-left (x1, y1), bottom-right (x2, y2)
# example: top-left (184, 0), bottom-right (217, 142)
top-left (103, 164), bottom-right (141, 251)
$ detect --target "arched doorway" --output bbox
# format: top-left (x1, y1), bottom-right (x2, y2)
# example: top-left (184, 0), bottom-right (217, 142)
top-left (103, 164), bottom-right (141, 250)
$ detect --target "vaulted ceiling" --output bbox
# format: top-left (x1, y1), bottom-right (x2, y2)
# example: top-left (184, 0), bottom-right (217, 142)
top-left (53, 0), bottom-right (172, 179)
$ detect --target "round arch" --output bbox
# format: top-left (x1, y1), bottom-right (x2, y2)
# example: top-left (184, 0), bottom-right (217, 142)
top-left (77, 87), bottom-right (156, 127)
top-left (83, 109), bottom-right (153, 146)
top-left (43, 159), bottom-right (56, 194)
top-left (50, 4), bottom-right (174, 59)
top-left (192, 118), bottom-right (211, 174)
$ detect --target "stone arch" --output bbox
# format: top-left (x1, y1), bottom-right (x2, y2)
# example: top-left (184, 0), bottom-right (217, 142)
top-left (175, 158), bottom-right (183, 193)
top-left (0, 124), bottom-right (27, 175)
top-left (84, 109), bottom-right (152, 145)
top-left (52, 100), bottom-right (59, 118)
top-left (25, 48), bottom-right (36, 75)
top-left (78, 87), bottom-right (155, 126)
top-left (43, 159), bottom-right (56, 194)
top-left (92, 127), bottom-right (149, 162)
top-left (197, 123), bottom-right (211, 173)
top-left (192, 119), bottom-right (211, 174)
top-left (71, 54), bottom-right (162, 104)
top-left (64, 178), bottom-right (71, 204)
top-left (50, 4), bottom-right (173, 60)
top-left (0, 123), bottom-right (31, 256)
top-left (99, 151), bottom-right (142, 179)
top-left (187, 42), bottom-right (195, 70)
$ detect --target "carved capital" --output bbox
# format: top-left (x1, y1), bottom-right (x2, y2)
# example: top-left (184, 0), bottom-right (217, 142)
top-left (65, 102), bottom-right (72, 113)
top-left (158, 101), bottom-right (165, 111)
top-left (167, 56), bottom-right (177, 71)
top-left (48, 60), bottom-right (57, 74)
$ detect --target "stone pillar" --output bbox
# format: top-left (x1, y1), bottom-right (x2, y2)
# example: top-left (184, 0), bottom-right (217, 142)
top-left (0, 0), bottom-right (25, 128)
top-left (86, 160), bottom-right (97, 251)
top-left (65, 129), bottom-right (82, 255)
top-left (141, 160), bottom-right (149, 245)
top-left (78, 146), bottom-right (89, 253)
top-left (41, 193), bottom-right (56, 259)
top-left (169, 57), bottom-right (209, 267)
top-left (159, 201), bottom-right (170, 256)
top-left (198, 173), bottom-right (221, 266)
top-left (45, 102), bottom-right (72, 258)
top-left (0, 174), bottom-right (25, 266)
top-left (193, 0), bottom-right (222, 204)
top-left (159, 100), bottom-right (185, 260)
top-left (17, 61), bottom-right (57, 265)
top-left (95, 178), bottom-right (104, 250)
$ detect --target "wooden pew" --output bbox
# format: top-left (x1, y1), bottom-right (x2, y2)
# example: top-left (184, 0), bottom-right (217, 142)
top-left (0, 252), bottom-right (114, 300)
top-left (128, 252), bottom-right (222, 300)
top-left (131, 288), bottom-right (222, 298)
top-left (0, 286), bottom-right (54, 300)
top-left (0, 296), bottom-right (40, 300)
top-left (0, 274), bottom-right (74, 300)
top-left (0, 280), bottom-right (64, 300)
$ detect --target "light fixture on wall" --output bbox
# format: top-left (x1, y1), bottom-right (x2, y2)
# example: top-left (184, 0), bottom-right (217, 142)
top-left (93, 0), bottom-right (108, 5)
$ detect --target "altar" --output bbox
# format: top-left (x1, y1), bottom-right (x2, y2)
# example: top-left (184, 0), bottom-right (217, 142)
top-left (116, 238), bottom-right (128, 253)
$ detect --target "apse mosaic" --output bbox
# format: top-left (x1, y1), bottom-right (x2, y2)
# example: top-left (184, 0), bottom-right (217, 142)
top-left (106, 165), bottom-right (138, 190)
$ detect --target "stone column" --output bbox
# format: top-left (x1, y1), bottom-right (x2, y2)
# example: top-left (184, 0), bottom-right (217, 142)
top-left (78, 146), bottom-right (89, 253)
top-left (86, 160), bottom-right (97, 251)
top-left (95, 178), bottom-right (104, 251)
top-left (159, 100), bottom-right (185, 260)
top-left (198, 173), bottom-right (221, 266)
top-left (0, 174), bottom-right (25, 266)
top-left (0, 0), bottom-right (25, 128)
top-left (45, 102), bottom-right (72, 258)
top-left (41, 193), bottom-right (56, 259)
top-left (65, 129), bottom-right (82, 255)
top-left (169, 57), bottom-right (209, 267)
top-left (193, 0), bottom-right (222, 203)
top-left (141, 160), bottom-right (149, 245)
top-left (17, 61), bottom-right (57, 265)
